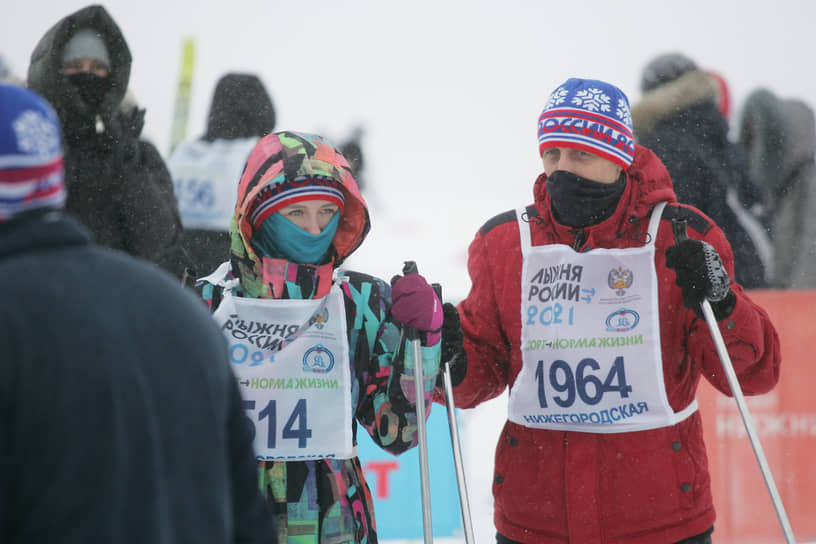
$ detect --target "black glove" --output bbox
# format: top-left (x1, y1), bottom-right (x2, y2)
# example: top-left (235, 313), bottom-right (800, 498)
top-left (437, 302), bottom-right (468, 388)
top-left (665, 239), bottom-right (736, 320)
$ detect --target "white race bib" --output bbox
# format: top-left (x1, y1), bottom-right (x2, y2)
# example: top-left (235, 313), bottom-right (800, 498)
top-left (168, 137), bottom-right (257, 231)
top-left (212, 277), bottom-right (355, 459)
top-left (509, 202), bottom-right (697, 433)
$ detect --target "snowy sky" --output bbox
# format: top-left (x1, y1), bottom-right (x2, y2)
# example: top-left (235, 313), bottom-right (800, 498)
top-left (3, 0), bottom-right (815, 300)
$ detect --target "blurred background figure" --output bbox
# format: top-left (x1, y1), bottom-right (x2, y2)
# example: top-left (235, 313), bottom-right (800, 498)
top-left (0, 53), bottom-right (24, 86)
top-left (26, 4), bottom-right (181, 265)
top-left (162, 72), bottom-right (275, 285)
top-left (338, 125), bottom-right (366, 193)
top-left (739, 88), bottom-right (816, 288)
top-left (632, 52), bottom-right (772, 288)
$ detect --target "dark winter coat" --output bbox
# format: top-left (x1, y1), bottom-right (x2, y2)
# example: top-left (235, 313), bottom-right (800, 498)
top-left (26, 4), bottom-right (182, 264)
top-left (633, 70), bottom-right (770, 288)
top-left (739, 88), bottom-right (816, 288)
top-left (450, 145), bottom-right (781, 543)
top-left (0, 210), bottom-right (276, 544)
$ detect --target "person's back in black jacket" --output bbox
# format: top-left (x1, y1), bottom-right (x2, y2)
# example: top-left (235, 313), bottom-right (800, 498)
top-left (0, 83), bottom-right (276, 543)
top-left (633, 53), bottom-right (771, 288)
top-left (26, 4), bottom-right (181, 264)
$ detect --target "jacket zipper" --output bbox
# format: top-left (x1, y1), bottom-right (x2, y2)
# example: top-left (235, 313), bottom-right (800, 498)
top-left (572, 229), bottom-right (586, 251)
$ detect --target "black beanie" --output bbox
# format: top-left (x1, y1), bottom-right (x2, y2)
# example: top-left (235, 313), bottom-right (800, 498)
top-left (204, 73), bottom-right (276, 141)
top-left (640, 53), bottom-right (698, 93)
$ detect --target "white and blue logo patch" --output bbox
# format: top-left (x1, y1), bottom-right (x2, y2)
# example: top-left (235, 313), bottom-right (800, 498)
top-left (605, 308), bottom-right (640, 332)
top-left (302, 344), bottom-right (335, 374)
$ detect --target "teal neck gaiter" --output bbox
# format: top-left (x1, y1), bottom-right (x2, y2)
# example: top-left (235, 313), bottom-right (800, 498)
top-left (251, 212), bottom-right (339, 265)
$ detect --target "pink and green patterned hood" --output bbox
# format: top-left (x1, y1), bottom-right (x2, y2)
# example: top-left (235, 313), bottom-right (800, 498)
top-left (229, 131), bottom-right (369, 293)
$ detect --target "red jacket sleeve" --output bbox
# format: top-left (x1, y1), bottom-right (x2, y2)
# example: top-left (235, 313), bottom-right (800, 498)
top-left (452, 225), bottom-right (515, 408)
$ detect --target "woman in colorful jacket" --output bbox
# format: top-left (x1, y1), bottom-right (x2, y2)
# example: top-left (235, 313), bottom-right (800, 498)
top-left (197, 131), bottom-right (442, 543)
top-left (443, 78), bottom-right (781, 543)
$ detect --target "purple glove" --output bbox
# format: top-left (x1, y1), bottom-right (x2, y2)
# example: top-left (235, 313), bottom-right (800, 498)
top-left (390, 273), bottom-right (444, 346)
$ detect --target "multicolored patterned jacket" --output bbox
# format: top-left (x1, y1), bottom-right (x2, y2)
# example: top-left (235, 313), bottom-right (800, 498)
top-left (198, 131), bottom-right (440, 543)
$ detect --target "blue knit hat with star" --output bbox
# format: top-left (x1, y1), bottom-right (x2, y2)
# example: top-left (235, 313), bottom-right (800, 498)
top-left (0, 83), bottom-right (66, 221)
top-left (537, 78), bottom-right (635, 170)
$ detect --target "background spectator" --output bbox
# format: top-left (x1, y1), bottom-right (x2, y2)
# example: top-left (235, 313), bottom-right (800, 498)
top-left (163, 72), bottom-right (275, 284)
top-left (26, 4), bottom-right (181, 265)
top-left (633, 52), bottom-right (772, 288)
top-left (739, 88), bottom-right (816, 288)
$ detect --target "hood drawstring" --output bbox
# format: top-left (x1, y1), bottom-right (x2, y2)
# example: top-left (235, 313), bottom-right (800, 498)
top-left (625, 216), bottom-right (652, 244)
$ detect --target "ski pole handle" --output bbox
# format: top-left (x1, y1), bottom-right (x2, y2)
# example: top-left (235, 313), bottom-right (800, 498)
top-left (403, 260), bottom-right (419, 275)
top-left (671, 217), bottom-right (689, 243)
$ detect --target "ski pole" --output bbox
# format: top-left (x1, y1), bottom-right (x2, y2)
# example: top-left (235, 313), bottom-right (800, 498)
top-left (672, 219), bottom-right (796, 544)
top-left (402, 262), bottom-right (433, 544)
top-left (431, 284), bottom-right (475, 544)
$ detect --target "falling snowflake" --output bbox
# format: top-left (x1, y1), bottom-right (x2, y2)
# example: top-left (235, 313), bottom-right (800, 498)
top-left (13, 110), bottom-right (59, 155)
top-left (545, 87), bottom-right (569, 109)
top-left (571, 87), bottom-right (611, 113)
top-left (616, 98), bottom-right (632, 127)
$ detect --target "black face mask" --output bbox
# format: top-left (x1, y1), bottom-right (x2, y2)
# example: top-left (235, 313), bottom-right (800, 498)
top-left (67, 72), bottom-right (112, 111)
top-left (545, 170), bottom-right (626, 228)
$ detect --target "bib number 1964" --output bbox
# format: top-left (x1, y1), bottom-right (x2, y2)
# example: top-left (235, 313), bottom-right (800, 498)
top-left (535, 356), bottom-right (632, 408)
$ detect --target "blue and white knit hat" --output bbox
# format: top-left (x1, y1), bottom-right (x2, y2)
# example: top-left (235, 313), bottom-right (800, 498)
top-left (537, 78), bottom-right (635, 170)
top-left (0, 84), bottom-right (66, 221)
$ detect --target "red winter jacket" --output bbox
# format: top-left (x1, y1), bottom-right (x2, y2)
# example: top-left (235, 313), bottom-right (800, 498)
top-left (450, 145), bottom-right (781, 543)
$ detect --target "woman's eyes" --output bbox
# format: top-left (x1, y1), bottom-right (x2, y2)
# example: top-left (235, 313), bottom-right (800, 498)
top-left (284, 207), bottom-right (338, 217)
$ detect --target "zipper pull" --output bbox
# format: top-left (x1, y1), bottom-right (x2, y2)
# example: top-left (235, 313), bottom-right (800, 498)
top-left (572, 229), bottom-right (586, 251)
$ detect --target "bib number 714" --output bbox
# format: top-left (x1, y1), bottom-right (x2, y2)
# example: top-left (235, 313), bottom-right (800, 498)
top-left (535, 356), bottom-right (632, 408)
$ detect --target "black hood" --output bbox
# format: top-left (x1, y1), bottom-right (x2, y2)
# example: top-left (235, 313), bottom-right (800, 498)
top-left (204, 73), bottom-right (275, 141)
top-left (27, 5), bottom-right (131, 131)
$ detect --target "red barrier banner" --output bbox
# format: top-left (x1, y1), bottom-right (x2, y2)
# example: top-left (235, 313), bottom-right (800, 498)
top-left (697, 289), bottom-right (816, 543)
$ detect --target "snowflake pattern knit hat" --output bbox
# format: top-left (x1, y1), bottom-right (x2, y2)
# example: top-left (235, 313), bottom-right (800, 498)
top-left (537, 78), bottom-right (635, 170)
top-left (0, 84), bottom-right (66, 221)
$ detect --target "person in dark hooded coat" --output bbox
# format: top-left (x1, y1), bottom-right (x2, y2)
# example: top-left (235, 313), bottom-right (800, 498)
top-left (739, 88), bottom-right (816, 288)
top-left (163, 72), bottom-right (276, 284)
top-left (26, 4), bottom-right (181, 264)
top-left (632, 52), bottom-right (771, 288)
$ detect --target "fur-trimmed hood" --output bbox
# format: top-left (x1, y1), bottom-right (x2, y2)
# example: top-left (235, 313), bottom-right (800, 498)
top-left (632, 70), bottom-right (720, 137)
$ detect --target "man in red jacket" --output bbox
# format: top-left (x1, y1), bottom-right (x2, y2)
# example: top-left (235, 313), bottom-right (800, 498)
top-left (442, 78), bottom-right (781, 543)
